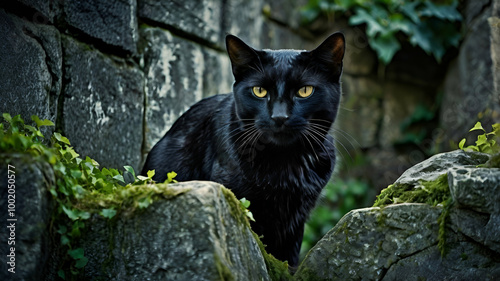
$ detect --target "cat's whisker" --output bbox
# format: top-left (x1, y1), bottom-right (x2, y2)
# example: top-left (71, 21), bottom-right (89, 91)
top-left (304, 127), bottom-right (332, 160)
top-left (300, 132), bottom-right (320, 162)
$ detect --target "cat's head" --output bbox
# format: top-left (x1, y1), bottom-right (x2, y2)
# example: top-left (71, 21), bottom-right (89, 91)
top-left (226, 33), bottom-right (345, 146)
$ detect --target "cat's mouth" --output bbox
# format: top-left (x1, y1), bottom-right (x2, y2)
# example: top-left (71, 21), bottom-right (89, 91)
top-left (262, 127), bottom-right (300, 146)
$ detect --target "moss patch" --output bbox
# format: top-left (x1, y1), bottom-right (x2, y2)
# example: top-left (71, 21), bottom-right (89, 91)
top-left (373, 173), bottom-right (450, 208)
top-left (221, 186), bottom-right (293, 281)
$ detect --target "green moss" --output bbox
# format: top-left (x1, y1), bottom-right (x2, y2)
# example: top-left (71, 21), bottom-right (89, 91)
top-left (251, 230), bottom-right (294, 281)
top-left (214, 253), bottom-right (235, 281)
top-left (437, 197), bottom-right (454, 257)
top-left (373, 174), bottom-right (450, 208)
top-left (221, 186), bottom-right (293, 280)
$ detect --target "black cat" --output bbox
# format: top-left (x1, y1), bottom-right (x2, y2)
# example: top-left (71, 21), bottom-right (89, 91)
top-left (141, 33), bottom-right (345, 268)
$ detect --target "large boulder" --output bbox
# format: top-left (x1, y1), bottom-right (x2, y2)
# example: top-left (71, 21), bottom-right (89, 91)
top-left (295, 150), bottom-right (500, 280)
top-left (81, 181), bottom-right (270, 281)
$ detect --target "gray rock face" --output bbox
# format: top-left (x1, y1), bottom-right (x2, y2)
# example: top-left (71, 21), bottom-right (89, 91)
top-left (449, 167), bottom-right (500, 253)
top-left (140, 27), bottom-right (232, 153)
top-left (138, 0), bottom-right (222, 47)
top-left (0, 155), bottom-right (55, 281)
top-left (441, 0), bottom-right (500, 142)
top-left (64, 0), bottom-right (138, 53)
top-left (0, 9), bottom-right (62, 130)
top-left (62, 36), bottom-right (144, 171)
top-left (296, 150), bottom-right (500, 280)
top-left (395, 150), bottom-right (490, 185)
top-left (81, 181), bottom-right (270, 281)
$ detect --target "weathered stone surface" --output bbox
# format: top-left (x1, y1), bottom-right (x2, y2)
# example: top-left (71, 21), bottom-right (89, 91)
top-left (0, 9), bottom-right (61, 130)
top-left (295, 204), bottom-right (442, 280)
top-left (64, 0), bottom-right (138, 53)
top-left (264, 0), bottom-right (308, 30)
top-left (338, 75), bottom-right (383, 148)
top-left (382, 241), bottom-right (500, 280)
top-left (261, 19), bottom-right (314, 51)
top-left (81, 181), bottom-right (270, 281)
top-left (224, 0), bottom-right (265, 48)
top-left (449, 167), bottom-right (500, 252)
top-left (17, 0), bottom-right (57, 22)
top-left (395, 150), bottom-right (490, 185)
top-left (140, 27), bottom-right (232, 153)
top-left (0, 155), bottom-right (55, 281)
top-left (296, 150), bottom-right (500, 280)
top-left (62, 36), bottom-right (144, 171)
top-left (379, 82), bottom-right (435, 147)
top-left (440, 3), bottom-right (500, 143)
top-left (138, 0), bottom-right (222, 47)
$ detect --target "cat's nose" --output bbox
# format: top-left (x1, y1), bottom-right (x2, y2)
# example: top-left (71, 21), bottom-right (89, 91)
top-left (271, 102), bottom-right (289, 126)
top-left (271, 113), bottom-right (289, 126)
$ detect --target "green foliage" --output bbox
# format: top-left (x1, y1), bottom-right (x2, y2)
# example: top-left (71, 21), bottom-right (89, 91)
top-left (459, 122), bottom-right (500, 155)
top-left (239, 197), bottom-right (256, 222)
top-left (302, 179), bottom-right (373, 258)
top-left (301, 0), bottom-right (462, 63)
top-left (1, 114), bottom-right (178, 280)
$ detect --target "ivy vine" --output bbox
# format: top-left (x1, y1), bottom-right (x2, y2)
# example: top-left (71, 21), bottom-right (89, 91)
top-left (301, 0), bottom-right (463, 64)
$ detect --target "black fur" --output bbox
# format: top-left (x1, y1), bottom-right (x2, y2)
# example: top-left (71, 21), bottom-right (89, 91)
top-left (142, 33), bottom-right (345, 267)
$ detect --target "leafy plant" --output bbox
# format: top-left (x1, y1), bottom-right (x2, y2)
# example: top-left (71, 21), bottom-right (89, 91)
top-left (301, 0), bottom-right (462, 63)
top-left (1, 114), bottom-right (177, 279)
top-left (459, 122), bottom-right (500, 154)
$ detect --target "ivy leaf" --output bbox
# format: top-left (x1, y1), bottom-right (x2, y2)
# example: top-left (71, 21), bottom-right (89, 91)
top-left (100, 208), bottom-right (117, 219)
top-left (240, 198), bottom-right (251, 209)
top-left (469, 122), bottom-right (485, 132)
top-left (123, 170), bottom-right (135, 184)
top-left (420, 1), bottom-right (462, 21)
top-left (68, 248), bottom-right (85, 260)
top-left (57, 270), bottom-right (66, 280)
top-left (349, 8), bottom-right (384, 37)
top-left (113, 174), bottom-right (126, 186)
top-left (369, 34), bottom-right (401, 64)
top-left (147, 169), bottom-right (155, 179)
top-left (458, 138), bottom-right (466, 150)
top-left (54, 132), bottom-right (71, 145)
top-left (3, 113), bottom-right (12, 123)
top-left (62, 205), bottom-right (80, 221)
top-left (75, 256), bottom-right (88, 268)
top-left (31, 115), bottom-right (54, 128)
top-left (166, 171), bottom-right (177, 183)
top-left (123, 165), bottom-right (136, 178)
top-left (400, 1), bottom-right (420, 24)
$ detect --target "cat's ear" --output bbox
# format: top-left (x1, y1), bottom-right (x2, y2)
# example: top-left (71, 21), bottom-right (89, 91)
top-left (226, 35), bottom-right (259, 78)
top-left (310, 32), bottom-right (345, 75)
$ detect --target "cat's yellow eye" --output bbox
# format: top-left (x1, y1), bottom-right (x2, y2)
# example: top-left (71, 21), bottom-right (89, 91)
top-left (252, 86), bottom-right (268, 98)
top-left (297, 86), bottom-right (314, 98)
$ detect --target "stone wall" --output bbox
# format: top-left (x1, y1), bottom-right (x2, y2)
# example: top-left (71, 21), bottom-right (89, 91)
top-left (1, 0), bottom-right (498, 191)
top-left (0, 0), bottom-right (314, 173)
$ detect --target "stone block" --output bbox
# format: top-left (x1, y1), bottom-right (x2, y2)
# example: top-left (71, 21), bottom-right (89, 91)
top-left (0, 10), bottom-right (61, 132)
top-left (64, 0), bottom-right (138, 53)
top-left (16, 0), bottom-right (59, 22)
top-left (138, 0), bottom-right (222, 47)
top-left (261, 19), bottom-right (315, 50)
top-left (224, 0), bottom-right (265, 48)
top-left (337, 75), bottom-right (383, 148)
top-left (379, 82), bottom-right (434, 147)
top-left (264, 0), bottom-right (308, 30)
top-left (140, 27), bottom-right (232, 153)
top-left (62, 36), bottom-right (144, 171)
top-left (440, 4), bottom-right (500, 143)
top-left (81, 181), bottom-right (270, 281)
top-left (0, 155), bottom-right (55, 280)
